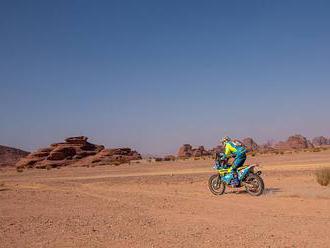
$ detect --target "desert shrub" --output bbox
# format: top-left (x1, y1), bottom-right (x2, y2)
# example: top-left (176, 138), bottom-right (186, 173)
top-left (16, 167), bottom-right (24, 173)
top-left (112, 161), bottom-right (122, 166)
top-left (155, 157), bottom-right (163, 162)
top-left (251, 152), bottom-right (256, 157)
top-left (316, 168), bottom-right (330, 186)
top-left (312, 148), bottom-right (321, 152)
top-left (193, 157), bottom-right (200, 160)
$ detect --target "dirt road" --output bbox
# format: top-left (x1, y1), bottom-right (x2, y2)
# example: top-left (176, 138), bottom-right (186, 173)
top-left (1, 151), bottom-right (330, 247)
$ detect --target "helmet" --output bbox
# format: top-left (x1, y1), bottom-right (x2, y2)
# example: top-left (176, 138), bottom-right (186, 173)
top-left (221, 136), bottom-right (231, 144)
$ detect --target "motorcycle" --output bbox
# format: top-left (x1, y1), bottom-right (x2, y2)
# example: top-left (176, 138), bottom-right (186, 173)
top-left (208, 154), bottom-right (264, 196)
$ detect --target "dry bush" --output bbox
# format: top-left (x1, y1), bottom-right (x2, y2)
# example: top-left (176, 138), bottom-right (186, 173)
top-left (251, 152), bottom-right (256, 157)
top-left (312, 148), bottom-right (321, 152)
top-left (112, 161), bottom-right (122, 166)
top-left (316, 168), bottom-right (330, 186)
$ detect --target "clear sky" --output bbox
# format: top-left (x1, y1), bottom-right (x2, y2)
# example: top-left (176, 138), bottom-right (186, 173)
top-left (1, 0), bottom-right (329, 155)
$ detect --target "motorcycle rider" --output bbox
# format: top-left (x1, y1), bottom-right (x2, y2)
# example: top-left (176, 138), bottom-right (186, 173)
top-left (221, 136), bottom-right (247, 186)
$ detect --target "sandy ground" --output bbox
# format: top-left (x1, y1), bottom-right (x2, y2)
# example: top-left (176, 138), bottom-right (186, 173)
top-left (1, 150), bottom-right (330, 247)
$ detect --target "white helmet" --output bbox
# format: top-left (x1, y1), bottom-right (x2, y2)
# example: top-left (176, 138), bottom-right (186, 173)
top-left (221, 136), bottom-right (231, 144)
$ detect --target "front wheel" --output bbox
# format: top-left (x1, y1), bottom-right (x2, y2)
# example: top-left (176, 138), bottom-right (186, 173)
top-left (244, 174), bottom-right (264, 196)
top-left (208, 174), bottom-right (226, 195)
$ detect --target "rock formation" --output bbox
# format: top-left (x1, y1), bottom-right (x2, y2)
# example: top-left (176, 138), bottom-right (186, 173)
top-left (0, 145), bottom-right (29, 167)
top-left (274, 135), bottom-right (314, 150)
top-left (164, 155), bottom-right (176, 161)
top-left (177, 144), bottom-right (212, 158)
top-left (312, 136), bottom-right (330, 146)
top-left (73, 147), bottom-right (142, 167)
top-left (16, 136), bottom-right (141, 170)
top-left (177, 144), bottom-right (193, 158)
top-left (209, 145), bottom-right (224, 155)
top-left (242, 138), bottom-right (259, 152)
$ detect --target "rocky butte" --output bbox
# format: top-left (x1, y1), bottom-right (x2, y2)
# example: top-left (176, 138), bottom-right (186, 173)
top-left (16, 136), bottom-right (142, 170)
top-left (177, 144), bottom-right (212, 158)
top-left (274, 134), bottom-right (314, 150)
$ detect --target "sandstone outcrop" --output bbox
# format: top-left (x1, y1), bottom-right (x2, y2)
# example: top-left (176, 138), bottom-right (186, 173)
top-left (177, 144), bottom-right (212, 158)
top-left (16, 136), bottom-right (141, 170)
top-left (73, 148), bottom-right (142, 167)
top-left (209, 145), bottom-right (224, 155)
top-left (242, 138), bottom-right (259, 152)
top-left (274, 135), bottom-right (314, 150)
top-left (177, 144), bottom-right (193, 158)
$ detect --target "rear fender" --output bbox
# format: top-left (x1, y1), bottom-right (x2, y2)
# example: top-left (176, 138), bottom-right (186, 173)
top-left (239, 165), bottom-right (257, 180)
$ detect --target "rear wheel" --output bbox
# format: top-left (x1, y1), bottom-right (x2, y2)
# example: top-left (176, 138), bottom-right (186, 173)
top-left (244, 174), bottom-right (264, 196)
top-left (208, 174), bottom-right (226, 195)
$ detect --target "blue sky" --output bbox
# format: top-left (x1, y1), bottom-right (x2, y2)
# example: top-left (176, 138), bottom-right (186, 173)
top-left (0, 0), bottom-right (329, 154)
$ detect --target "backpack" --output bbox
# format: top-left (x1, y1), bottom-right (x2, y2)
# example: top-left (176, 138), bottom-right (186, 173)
top-left (232, 139), bottom-right (247, 154)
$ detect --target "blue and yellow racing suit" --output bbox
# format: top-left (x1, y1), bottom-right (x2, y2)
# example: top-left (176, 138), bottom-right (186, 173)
top-left (223, 141), bottom-right (247, 171)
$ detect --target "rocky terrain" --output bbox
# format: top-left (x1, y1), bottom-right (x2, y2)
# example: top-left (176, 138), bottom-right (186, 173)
top-left (16, 136), bottom-right (141, 170)
top-left (0, 145), bottom-right (29, 167)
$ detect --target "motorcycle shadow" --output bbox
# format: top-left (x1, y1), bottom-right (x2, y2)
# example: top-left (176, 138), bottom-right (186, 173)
top-left (264, 187), bottom-right (281, 195)
top-left (224, 187), bottom-right (281, 195)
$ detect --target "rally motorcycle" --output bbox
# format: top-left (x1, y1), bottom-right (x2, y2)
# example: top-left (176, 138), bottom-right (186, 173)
top-left (208, 154), bottom-right (264, 196)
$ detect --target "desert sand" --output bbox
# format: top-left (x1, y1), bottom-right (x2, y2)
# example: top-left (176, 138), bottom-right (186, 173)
top-left (1, 150), bottom-right (330, 247)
